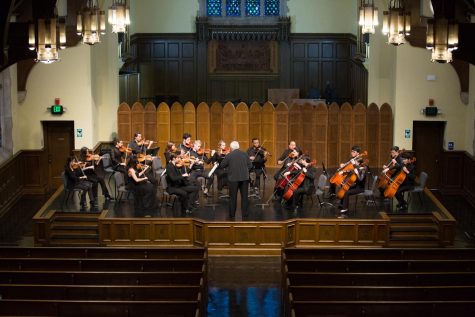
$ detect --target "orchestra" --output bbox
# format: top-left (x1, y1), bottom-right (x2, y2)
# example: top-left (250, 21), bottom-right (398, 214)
top-left (69, 134), bottom-right (419, 219)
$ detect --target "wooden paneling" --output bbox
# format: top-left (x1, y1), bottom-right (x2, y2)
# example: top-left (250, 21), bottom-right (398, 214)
top-left (440, 151), bottom-right (475, 206)
top-left (261, 102), bottom-right (275, 167)
top-left (352, 103), bottom-right (367, 153)
top-left (143, 102), bottom-right (157, 143)
top-left (367, 103), bottom-right (380, 168)
top-left (314, 103), bottom-right (328, 166)
top-left (183, 102), bottom-right (196, 140)
top-left (21, 151), bottom-right (47, 194)
top-left (209, 102), bottom-right (223, 145)
top-left (274, 102), bottom-right (289, 166)
top-left (130, 102), bottom-right (145, 136)
top-left (327, 103), bottom-right (340, 167)
top-left (156, 103), bottom-right (170, 163)
top-left (379, 103), bottom-right (393, 169)
top-left (222, 102), bottom-right (236, 144)
top-left (288, 103), bottom-right (302, 149)
top-left (196, 102), bottom-right (210, 148)
top-left (249, 102), bottom-right (262, 143)
top-left (117, 103), bottom-right (131, 141)
top-left (170, 102), bottom-right (184, 143)
top-left (338, 103), bottom-right (352, 163)
top-left (235, 102), bottom-right (249, 150)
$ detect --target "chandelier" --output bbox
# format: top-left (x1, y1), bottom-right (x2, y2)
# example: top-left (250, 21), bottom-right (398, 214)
top-left (426, 18), bottom-right (458, 63)
top-left (359, 0), bottom-right (379, 34)
top-left (77, 0), bottom-right (106, 45)
top-left (28, 17), bottom-right (66, 64)
top-left (108, 0), bottom-right (130, 33)
top-left (382, 0), bottom-right (411, 46)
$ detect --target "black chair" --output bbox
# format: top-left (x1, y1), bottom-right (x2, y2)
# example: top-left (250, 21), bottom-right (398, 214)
top-left (160, 174), bottom-right (177, 208)
top-left (61, 171), bottom-right (85, 209)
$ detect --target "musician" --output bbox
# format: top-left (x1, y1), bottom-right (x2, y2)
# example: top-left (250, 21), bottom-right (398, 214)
top-left (164, 141), bottom-right (180, 163)
top-left (111, 138), bottom-right (127, 174)
top-left (165, 153), bottom-right (200, 214)
top-left (79, 147), bottom-right (111, 201)
top-left (339, 157), bottom-right (367, 215)
top-left (179, 132), bottom-right (193, 154)
top-left (204, 140), bottom-right (228, 196)
top-left (329, 145), bottom-right (361, 197)
top-left (378, 146), bottom-right (403, 196)
top-left (64, 156), bottom-right (96, 211)
top-left (282, 155), bottom-right (317, 213)
top-left (129, 132), bottom-right (154, 155)
top-left (274, 141), bottom-right (302, 182)
top-left (220, 141), bottom-right (253, 218)
top-left (394, 152), bottom-right (416, 211)
top-left (127, 157), bottom-right (156, 216)
top-left (246, 138), bottom-right (268, 196)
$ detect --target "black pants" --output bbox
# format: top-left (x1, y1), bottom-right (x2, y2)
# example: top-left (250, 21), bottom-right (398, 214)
top-left (340, 187), bottom-right (364, 210)
top-left (395, 185), bottom-right (413, 205)
top-left (250, 167), bottom-right (265, 189)
top-left (75, 180), bottom-right (94, 205)
top-left (168, 185), bottom-right (200, 212)
top-left (206, 168), bottom-right (227, 191)
top-left (228, 180), bottom-right (249, 217)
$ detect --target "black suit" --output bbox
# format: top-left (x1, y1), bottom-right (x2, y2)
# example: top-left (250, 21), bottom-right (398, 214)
top-left (220, 149), bottom-right (253, 217)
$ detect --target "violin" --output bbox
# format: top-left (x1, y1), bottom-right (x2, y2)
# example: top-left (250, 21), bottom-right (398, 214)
top-left (119, 145), bottom-right (132, 153)
top-left (70, 161), bottom-right (86, 170)
top-left (384, 157), bottom-right (416, 198)
top-left (282, 160), bottom-right (317, 201)
top-left (137, 139), bottom-right (155, 146)
top-left (329, 151), bottom-right (368, 185)
top-left (175, 156), bottom-right (196, 167)
top-left (197, 148), bottom-right (212, 155)
top-left (253, 146), bottom-right (272, 159)
top-left (288, 151), bottom-right (299, 158)
top-left (220, 147), bottom-right (230, 155)
top-left (137, 153), bottom-right (153, 162)
top-left (86, 153), bottom-right (101, 161)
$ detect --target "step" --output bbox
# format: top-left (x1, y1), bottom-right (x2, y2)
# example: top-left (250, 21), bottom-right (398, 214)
top-left (387, 241), bottom-right (441, 248)
top-left (390, 225), bottom-right (438, 232)
top-left (54, 216), bottom-right (99, 222)
top-left (390, 233), bottom-right (439, 241)
top-left (51, 224), bottom-right (98, 230)
top-left (51, 229), bottom-right (99, 235)
top-left (51, 233), bottom-right (99, 240)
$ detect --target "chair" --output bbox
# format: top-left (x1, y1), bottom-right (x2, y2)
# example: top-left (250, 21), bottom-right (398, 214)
top-left (408, 171), bottom-right (428, 206)
top-left (315, 174), bottom-right (332, 208)
top-left (152, 157), bottom-right (164, 182)
top-left (101, 153), bottom-right (116, 196)
top-left (160, 174), bottom-right (177, 208)
top-left (355, 175), bottom-right (378, 209)
top-left (114, 172), bottom-right (131, 202)
top-left (61, 171), bottom-right (85, 208)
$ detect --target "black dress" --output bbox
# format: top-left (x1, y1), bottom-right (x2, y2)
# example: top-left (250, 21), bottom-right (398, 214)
top-left (127, 167), bottom-right (156, 216)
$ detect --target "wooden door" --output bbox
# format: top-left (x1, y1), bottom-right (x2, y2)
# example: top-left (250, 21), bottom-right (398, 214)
top-left (412, 121), bottom-right (445, 189)
top-left (43, 121), bottom-right (75, 190)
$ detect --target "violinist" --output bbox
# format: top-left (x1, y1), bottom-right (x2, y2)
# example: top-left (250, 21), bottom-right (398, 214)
top-left (274, 141), bottom-right (302, 182)
top-left (378, 146), bottom-right (403, 196)
top-left (393, 152), bottom-right (416, 211)
top-left (166, 153), bottom-right (200, 214)
top-left (247, 138), bottom-right (268, 196)
top-left (129, 132), bottom-right (154, 155)
top-left (164, 141), bottom-right (180, 163)
top-left (111, 138), bottom-right (128, 175)
top-left (179, 132), bottom-right (193, 154)
top-left (204, 140), bottom-right (228, 196)
top-left (64, 156), bottom-right (96, 211)
top-left (281, 155), bottom-right (317, 213)
top-left (80, 147), bottom-right (112, 201)
top-left (329, 145), bottom-right (361, 198)
top-left (338, 157), bottom-right (367, 216)
top-left (127, 156), bottom-right (156, 216)
top-left (189, 140), bottom-right (212, 200)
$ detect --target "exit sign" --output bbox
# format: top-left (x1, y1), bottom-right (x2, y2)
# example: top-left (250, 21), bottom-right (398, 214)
top-left (51, 105), bottom-right (64, 115)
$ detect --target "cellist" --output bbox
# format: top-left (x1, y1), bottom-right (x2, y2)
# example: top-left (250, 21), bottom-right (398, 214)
top-left (338, 157), bottom-right (367, 216)
top-left (378, 146), bottom-right (403, 197)
top-left (281, 155), bottom-right (317, 213)
top-left (329, 145), bottom-right (362, 197)
top-left (392, 151), bottom-right (416, 211)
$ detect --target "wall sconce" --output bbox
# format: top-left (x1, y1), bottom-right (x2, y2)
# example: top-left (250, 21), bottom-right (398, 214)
top-left (108, 0), bottom-right (130, 33)
top-left (359, 0), bottom-right (379, 34)
top-left (29, 17), bottom-right (66, 64)
top-left (426, 17), bottom-right (458, 63)
top-left (77, 0), bottom-right (106, 45)
top-left (382, 0), bottom-right (411, 45)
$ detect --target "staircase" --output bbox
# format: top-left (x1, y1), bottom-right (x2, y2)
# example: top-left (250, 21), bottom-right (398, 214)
top-left (49, 212), bottom-right (100, 246)
top-left (388, 213), bottom-right (440, 247)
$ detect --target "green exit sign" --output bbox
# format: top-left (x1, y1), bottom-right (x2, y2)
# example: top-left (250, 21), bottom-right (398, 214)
top-left (51, 105), bottom-right (64, 115)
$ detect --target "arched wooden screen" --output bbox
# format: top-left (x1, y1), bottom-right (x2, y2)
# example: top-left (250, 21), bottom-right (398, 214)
top-left (301, 103), bottom-right (315, 158)
top-left (274, 102), bottom-right (289, 166)
top-left (222, 102), bottom-right (236, 144)
top-left (327, 103), bottom-right (340, 168)
top-left (196, 102), bottom-right (210, 149)
top-left (379, 103), bottom-right (393, 168)
top-left (367, 103), bottom-right (380, 168)
top-left (117, 102), bottom-right (131, 141)
top-left (157, 102), bottom-right (170, 163)
top-left (261, 102), bottom-right (275, 167)
top-left (288, 103), bottom-right (302, 149)
top-left (314, 103), bottom-right (328, 167)
top-left (338, 103), bottom-right (353, 164)
top-left (236, 102), bottom-right (250, 150)
top-left (170, 102), bottom-right (184, 143)
top-left (249, 102), bottom-right (262, 142)
top-left (131, 102), bottom-right (144, 139)
top-left (210, 102), bottom-right (223, 145)
top-left (183, 102), bottom-right (196, 140)
top-left (352, 103), bottom-right (367, 155)
top-left (144, 102), bottom-right (157, 144)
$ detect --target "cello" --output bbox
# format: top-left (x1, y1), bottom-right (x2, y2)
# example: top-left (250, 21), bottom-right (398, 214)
top-left (336, 159), bottom-right (368, 199)
top-left (275, 154), bottom-right (303, 190)
top-left (377, 149), bottom-right (404, 190)
top-left (282, 160), bottom-right (317, 201)
top-left (329, 151), bottom-right (368, 185)
top-left (384, 156), bottom-right (416, 198)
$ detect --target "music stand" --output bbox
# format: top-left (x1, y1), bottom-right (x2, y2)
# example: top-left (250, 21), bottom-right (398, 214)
top-left (318, 163), bottom-right (337, 209)
top-left (204, 163), bottom-right (220, 210)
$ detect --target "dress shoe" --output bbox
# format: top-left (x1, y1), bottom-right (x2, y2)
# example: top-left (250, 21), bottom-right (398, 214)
top-left (340, 209), bottom-right (348, 213)
top-left (80, 204), bottom-right (87, 212)
top-left (185, 209), bottom-right (193, 214)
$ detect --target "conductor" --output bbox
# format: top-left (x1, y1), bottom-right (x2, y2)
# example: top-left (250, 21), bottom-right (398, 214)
top-left (220, 141), bottom-right (253, 219)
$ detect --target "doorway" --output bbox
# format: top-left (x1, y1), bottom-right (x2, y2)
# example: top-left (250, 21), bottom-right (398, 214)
top-left (42, 121), bottom-right (75, 190)
top-left (412, 121), bottom-right (445, 189)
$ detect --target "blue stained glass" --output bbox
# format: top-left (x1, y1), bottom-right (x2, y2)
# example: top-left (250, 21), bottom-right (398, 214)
top-left (226, 0), bottom-right (241, 16)
top-left (207, 0), bottom-right (222, 16)
top-left (264, 0), bottom-right (279, 16)
top-left (245, 0), bottom-right (260, 16)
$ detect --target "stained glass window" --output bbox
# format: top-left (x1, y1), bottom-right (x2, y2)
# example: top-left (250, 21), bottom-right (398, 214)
top-left (245, 0), bottom-right (260, 16)
top-left (207, 0), bottom-right (222, 16)
top-left (264, 0), bottom-right (279, 16)
top-left (226, 0), bottom-right (241, 16)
